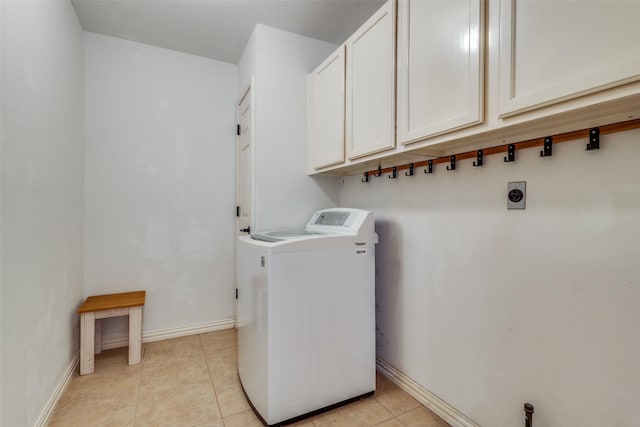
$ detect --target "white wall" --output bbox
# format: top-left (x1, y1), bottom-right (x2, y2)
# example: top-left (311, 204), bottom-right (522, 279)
top-left (237, 25), bottom-right (341, 231)
top-left (84, 32), bottom-right (238, 339)
top-left (237, 27), bottom-right (257, 100)
top-left (340, 129), bottom-right (640, 426)
top-left (1, 0), bottom-right (4, 420)
top-left (1, 1), bottom-right (85, 425)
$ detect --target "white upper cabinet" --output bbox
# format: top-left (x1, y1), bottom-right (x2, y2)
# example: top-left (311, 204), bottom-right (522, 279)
top-left (498, 0), bottom-right (640, 117)
top-left (345, 0), bottom-right (396, 160)
top-left (397, 0), bottom-right (484, 145)
top-left (308, 0), bottom-right (640, 175)
top-left (308, 46), bottom-right (345, 170)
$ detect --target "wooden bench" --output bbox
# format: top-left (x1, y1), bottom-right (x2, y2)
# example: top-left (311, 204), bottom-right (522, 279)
top-left (77, 290), bottom-right (146, 375)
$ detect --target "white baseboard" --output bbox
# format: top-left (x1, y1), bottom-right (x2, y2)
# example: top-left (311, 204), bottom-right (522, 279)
top-left (101, 318), bottom-right (236, 351)
top-left (34, 353), bottom-right (79, 427)
top-left (376, 357), bottom-right (481, 427)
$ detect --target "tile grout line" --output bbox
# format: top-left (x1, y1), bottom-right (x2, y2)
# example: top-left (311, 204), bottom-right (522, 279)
top-left (373, 392), bottom-right (420, 420)
top-left (200, 332), bottom-right (227, 427)
top-left (131, 345), bottom-right (147, 426)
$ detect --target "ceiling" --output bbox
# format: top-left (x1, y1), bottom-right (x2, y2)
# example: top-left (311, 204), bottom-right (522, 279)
top-left (71, 0), bottom-right (385, 64)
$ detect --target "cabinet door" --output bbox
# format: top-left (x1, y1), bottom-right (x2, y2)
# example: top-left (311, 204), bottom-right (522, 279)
top-left (346, 0), bottom-right (396, 160)
top-left (308, 46), bottom-right (346, 170)
top-left (499, 0), bottom-right (640, 117)
top-left (397, 0), bottom-right (483, 145)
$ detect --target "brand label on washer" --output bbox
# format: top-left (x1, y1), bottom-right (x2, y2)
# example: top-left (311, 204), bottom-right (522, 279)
top-left (260, 256), bottom-right (265, 267)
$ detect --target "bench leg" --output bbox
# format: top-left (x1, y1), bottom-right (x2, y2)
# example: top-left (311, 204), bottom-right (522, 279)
top-left (95, 319), bottom-right (102, 355)
top-left (128, 306), bottom-right (143, 365)
top-left (80, 312), bottom-right (95, 375)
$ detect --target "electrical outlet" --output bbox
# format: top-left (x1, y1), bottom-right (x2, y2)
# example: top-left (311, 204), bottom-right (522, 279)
top-left (507, 181), bottom-right (526, 209)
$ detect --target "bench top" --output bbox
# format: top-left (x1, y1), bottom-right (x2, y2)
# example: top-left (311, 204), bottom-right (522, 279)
top-left (78, 291), bottom-right (146, 313)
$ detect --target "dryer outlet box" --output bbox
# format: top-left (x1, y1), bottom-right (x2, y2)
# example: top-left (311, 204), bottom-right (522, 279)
top-left (507, 181), bottom-right (526, 209)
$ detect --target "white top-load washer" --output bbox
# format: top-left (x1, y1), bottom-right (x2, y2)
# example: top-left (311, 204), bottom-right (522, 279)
top-left (236, 208), bottom-right (378, 425)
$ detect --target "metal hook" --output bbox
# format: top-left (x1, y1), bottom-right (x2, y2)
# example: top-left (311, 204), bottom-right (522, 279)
top-left (405, 163), bottom-right (414, 177)
top-left (524, 403), bottom-right (534, 427)
top-left (586, 128), bottom-right (600, 151)
top-left (424, 160), bottom-right (434, 174)
top-left (373, 165), bottom-right (382, 177)
top-left (361, 171), bottom-right (369, 183)
top-left (388, 166), bottom-right (397, 179)
top-left (540, 137), bottom-right (552, 157)
top-left (504, 144), bottom-right (516, 162)
top-left (446, 155), bottom-right (456, 171)
top-left (473, 150), bottom-right (483, 167)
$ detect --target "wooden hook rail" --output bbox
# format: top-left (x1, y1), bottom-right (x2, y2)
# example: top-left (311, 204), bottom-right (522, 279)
top-left (361, 118), bottom-right (640, 180)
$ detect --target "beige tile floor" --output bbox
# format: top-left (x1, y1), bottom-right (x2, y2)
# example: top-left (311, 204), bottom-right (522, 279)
top-left (48, 329), bottom-right (450, 427)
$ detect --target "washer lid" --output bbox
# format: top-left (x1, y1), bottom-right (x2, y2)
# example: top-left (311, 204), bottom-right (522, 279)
top-left (250, 229), bottom-right (319, 242)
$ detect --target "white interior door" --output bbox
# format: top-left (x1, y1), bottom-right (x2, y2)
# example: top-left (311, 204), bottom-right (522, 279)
top-left (237, 83), bottom-right (253, 237)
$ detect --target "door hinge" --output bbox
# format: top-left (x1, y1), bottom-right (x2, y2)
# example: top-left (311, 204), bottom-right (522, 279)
top-left (235, 288), bottom-right (238, 299)
top-left (236, 124), bottom-right (240, 136)
top-left (236, 206), bottom-right (240, 217)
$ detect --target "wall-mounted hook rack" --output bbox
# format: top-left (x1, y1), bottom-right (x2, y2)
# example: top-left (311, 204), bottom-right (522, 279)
top-left (361, 171), bottom-right (369, 183)
top-left (540, 137), bottom-right (553, 157)
top-left (388, 166), bottom-right (397, 179)
top-left (446, 155), bottom-right (456, 171)
top-left (359, 118), bottom-right (640, 184)
top-left (587, 127), bottom-right (600, 150)
top-left (424, 160), bottom-right (434, 174)
top-left (405, 163), bottom-right (414, 176)
top-left (504, 144), bottom-right (516, 162)
top-left (473, 150), bottom-right (484, 167)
